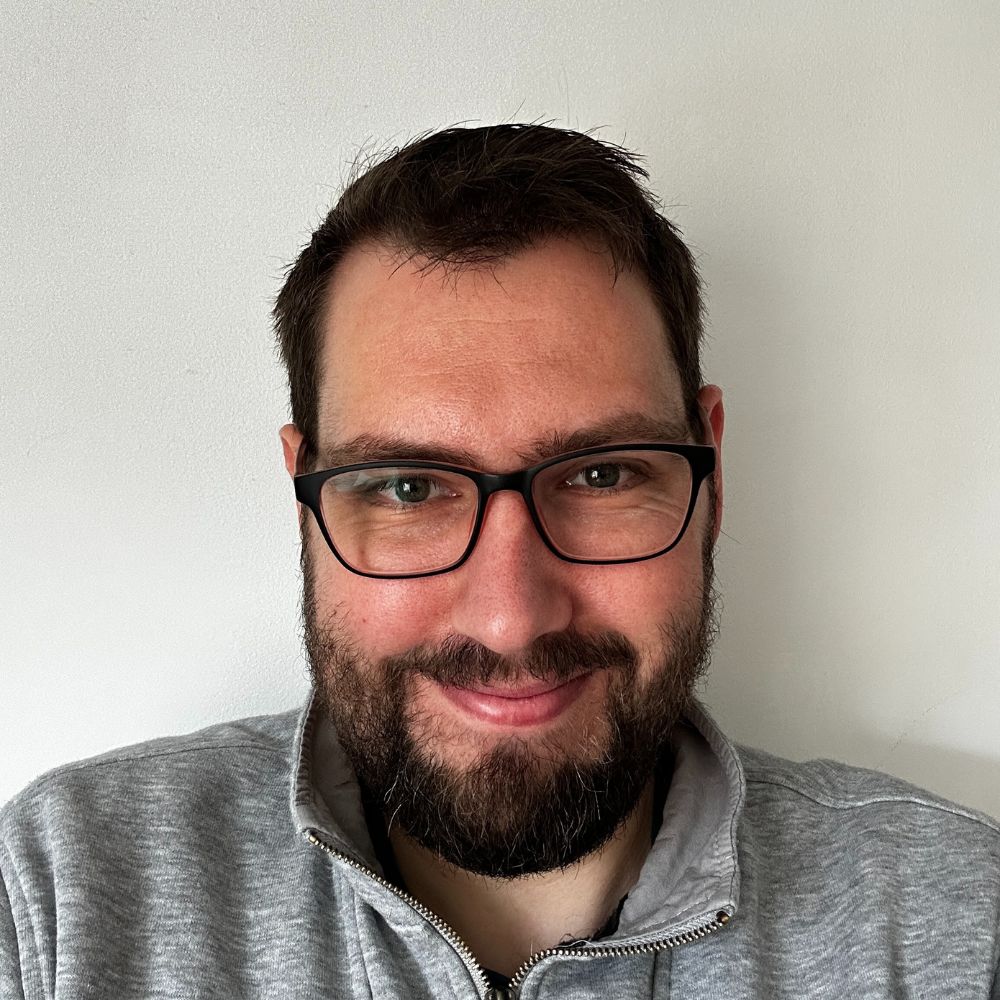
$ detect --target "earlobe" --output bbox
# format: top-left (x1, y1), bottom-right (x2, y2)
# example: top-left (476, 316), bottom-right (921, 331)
top-left (279, 423), bottom-right (304, 479)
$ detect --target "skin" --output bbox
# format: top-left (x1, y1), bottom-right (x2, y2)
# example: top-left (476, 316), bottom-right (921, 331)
top-left (280, 236), bottom-right (725, 975)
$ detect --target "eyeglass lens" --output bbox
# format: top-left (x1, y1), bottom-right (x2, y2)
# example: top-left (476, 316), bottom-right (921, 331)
top-left (318, 449), bottom-right (695, 576)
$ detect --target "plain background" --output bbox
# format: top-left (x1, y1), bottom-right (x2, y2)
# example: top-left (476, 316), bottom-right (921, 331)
top-left (3, 2), bottom-right (999, 815)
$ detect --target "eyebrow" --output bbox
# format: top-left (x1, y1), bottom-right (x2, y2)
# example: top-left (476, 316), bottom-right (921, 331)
top-left (317, 412), bottom-right (694, 471)
top-left (530, 413), bottom-right (693, 460)
top-left (319, 435), bottom-right (480, 469)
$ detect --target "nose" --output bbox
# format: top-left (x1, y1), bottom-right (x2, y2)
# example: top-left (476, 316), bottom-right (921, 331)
top-left (447, 489), bottom-right (574, 656)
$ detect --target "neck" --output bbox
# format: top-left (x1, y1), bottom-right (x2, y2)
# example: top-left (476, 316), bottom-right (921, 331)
top-left (388, 779), bottom-right (656, 978)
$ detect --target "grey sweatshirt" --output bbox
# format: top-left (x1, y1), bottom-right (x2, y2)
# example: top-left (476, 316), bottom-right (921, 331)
top-left (2, 692), bottom-right (999, 998)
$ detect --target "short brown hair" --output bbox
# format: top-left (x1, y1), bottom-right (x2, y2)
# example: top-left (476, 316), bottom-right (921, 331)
top-left (274, 124), bottom-right (705, 455)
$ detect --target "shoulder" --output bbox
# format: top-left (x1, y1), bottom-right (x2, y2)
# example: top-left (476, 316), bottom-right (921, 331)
top-left (733, 740), bottom-right (1000, 858)
top-left (4, 709), bottom-right (300, 800)
top-left (0, 709), bottom-right (302, 848)
top-left (0, 710), bottom-right (322, 995)
top-left (736, 741), bottom-right (1000, 830)
top-left (727, 742), bottom-right (1000, 987)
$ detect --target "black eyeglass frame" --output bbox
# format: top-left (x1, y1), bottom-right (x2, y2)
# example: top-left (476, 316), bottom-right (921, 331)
top-left (294, 442), bottom-right (716, 579)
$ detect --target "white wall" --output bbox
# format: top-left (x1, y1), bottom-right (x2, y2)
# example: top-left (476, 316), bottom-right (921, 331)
top-left (3, 2), bottom-right (998, 816)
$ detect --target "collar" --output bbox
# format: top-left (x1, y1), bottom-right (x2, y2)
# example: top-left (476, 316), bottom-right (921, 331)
top-left (291, 688), bottom-right (744, 942)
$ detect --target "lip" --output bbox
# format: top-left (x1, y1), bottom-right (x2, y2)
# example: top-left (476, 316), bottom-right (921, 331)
top-left (437, 672), bottom-right (592, 728)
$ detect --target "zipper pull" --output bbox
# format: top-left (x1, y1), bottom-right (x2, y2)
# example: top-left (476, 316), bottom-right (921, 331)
top-left (485, 986), bottom-right (516, 1000)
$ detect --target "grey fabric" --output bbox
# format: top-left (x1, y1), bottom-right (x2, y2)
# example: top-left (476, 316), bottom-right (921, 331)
top-left (1, 691), bottom-right (998, 998)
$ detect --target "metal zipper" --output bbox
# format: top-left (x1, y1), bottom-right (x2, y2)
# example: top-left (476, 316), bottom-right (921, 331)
top-left (306, 829), bottom-right (731, 1000)
top-left (499, 908), bottom-right (732, 998)
top-left (307, 830), bottom-right (495, 996)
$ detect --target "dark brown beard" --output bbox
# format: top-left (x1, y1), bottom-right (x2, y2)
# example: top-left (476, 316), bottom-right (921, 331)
top-left (302, 534), bottom-right (718, 878)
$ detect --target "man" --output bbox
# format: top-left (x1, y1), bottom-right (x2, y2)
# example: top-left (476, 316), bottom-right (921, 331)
top-left (1, 124), bottom-right (998, 999)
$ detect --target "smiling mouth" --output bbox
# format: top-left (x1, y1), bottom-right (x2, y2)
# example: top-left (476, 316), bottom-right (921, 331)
top-left (435, 672), bottom-right (593, 727)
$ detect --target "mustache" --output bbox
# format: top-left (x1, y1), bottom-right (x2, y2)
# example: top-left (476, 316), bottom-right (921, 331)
top-left (379, 629), bottom-right (640, 688)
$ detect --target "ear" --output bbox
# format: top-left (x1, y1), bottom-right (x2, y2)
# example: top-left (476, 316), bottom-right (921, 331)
top-left (696, 385), bottom-right (725, 541)
top-left (279, 423), bottom-right (304, 479)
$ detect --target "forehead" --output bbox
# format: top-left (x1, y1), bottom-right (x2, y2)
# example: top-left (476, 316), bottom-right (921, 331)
top-left (317, 238), bottom-right (685, 466)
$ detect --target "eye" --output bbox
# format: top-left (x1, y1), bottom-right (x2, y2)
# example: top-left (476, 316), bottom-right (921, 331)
top-left (330, 467), bottom-right (470, 512)
top-left (580, 463), bottom-right (621, 489)
top-left (377, 476), bottom-right (438, 504)
top-left (564, 461), bottom-right (636, 492)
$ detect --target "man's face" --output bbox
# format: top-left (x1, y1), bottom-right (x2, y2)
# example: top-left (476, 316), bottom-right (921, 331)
top-left (282, 238), bottom-right (724, 877)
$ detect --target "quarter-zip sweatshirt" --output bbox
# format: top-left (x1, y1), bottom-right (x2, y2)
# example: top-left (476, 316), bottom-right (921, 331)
top-left (2, 691), bottom-right (999, 998)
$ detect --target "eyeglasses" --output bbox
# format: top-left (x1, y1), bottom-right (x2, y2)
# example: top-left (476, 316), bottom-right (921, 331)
top-left (294, 442), bottom-right (716, 579)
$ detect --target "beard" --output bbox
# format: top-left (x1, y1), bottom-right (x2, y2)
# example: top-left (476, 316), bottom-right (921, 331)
top-left (302, 519), bottom-right (719, 880)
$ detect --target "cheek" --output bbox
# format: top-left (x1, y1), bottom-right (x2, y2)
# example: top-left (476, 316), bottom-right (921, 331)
top-left (571, 510), bottom-right (709, 654)
top-left (310, 541), bottom-right (457, 654)
top-left (577, 561), bottom-right (698, 631)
